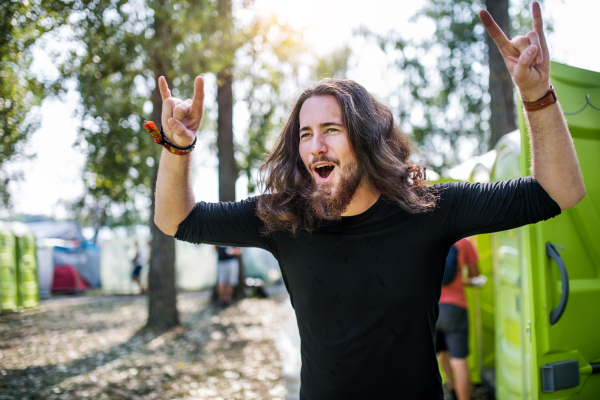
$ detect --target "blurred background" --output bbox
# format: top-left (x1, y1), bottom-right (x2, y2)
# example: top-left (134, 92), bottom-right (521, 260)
top-left (1, 0), bottom-right (597, 225)
top-left (2, 1), bottom-right (600, 399)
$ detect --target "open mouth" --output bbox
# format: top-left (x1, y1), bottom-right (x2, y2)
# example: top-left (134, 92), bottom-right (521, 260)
top-left (312, 162), bottom-right (336, 182)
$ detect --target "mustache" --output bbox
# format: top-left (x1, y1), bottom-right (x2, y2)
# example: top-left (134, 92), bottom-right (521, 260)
top-left (309, 156), bottom-right (340, 168)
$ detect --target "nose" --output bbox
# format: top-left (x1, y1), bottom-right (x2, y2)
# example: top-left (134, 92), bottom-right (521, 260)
top-left (310, 132), bottom-right (328, 158)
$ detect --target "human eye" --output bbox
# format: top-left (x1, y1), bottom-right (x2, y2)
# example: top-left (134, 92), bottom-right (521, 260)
top-left (300, 131), bottom-right (312, 139)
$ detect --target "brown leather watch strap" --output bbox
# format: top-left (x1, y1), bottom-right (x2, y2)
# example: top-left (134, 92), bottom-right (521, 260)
top-left (522, 85), bottom-right (557, 112)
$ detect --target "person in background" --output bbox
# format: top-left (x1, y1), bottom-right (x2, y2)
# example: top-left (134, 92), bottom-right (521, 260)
top-left (215, 246), bottom-right (241, 306)
top-left (131, 241), bottom-right (146, 294)
top-left (435, 238), bottom-right (480, 400)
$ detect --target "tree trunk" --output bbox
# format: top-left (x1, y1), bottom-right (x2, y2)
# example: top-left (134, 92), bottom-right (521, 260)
top-left (216, 69), bottom-right (246, 300)
top-left (485, 0), bottom-right (517, 149)
top-left (146, 10), bottom-right (179, 329)
top-left (147, 210), bottom-right (179, 329)
top-left (216, 71), bottom-right (237, 202)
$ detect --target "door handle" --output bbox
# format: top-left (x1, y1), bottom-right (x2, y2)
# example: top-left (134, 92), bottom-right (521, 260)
top-left (546, 243), bottom-right (569, 325)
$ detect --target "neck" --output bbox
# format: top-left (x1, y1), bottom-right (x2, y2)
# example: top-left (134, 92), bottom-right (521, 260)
top-left (341, 180), bottom-right (380, 217)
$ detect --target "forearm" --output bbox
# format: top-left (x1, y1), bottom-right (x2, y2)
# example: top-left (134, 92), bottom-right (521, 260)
top-left (524, 94), bottom-right (585, 210)
top-left (154, 147), bottom-right (196, 236)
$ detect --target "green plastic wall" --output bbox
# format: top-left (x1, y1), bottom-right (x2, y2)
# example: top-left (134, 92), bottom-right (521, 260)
top-left (16, 232), bottom-right (39, 309)
top-left (520, 62), bottom-right (600, 399)
top-left (441, 62), bottom-right (600, 399)
top-left (0, 228), bottom-right (18, 312)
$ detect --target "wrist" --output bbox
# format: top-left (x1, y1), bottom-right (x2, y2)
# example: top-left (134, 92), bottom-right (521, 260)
top-left (519, 84), bottom-right (552, 103)
top-left (521, 85), bottom-right (557, 112)
top-left (144, 121), bottom-right (196, 155)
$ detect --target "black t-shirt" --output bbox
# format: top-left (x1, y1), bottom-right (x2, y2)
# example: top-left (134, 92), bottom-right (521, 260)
top-left (175, 177), bottom-right (560, 399)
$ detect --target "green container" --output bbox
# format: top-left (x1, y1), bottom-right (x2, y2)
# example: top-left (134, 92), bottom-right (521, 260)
top-left (15, 229), bottom-right (39, 309)
top-left (490, 131), bottom-right (532, 399)
top-left (490, 62), bottom-right (600, 399)
top-left (519, 63), bottom-right (600, 399)
top-left (0, 225), bottom-right (18, 312)
top-left (439, 62), bottom-right (600, 399)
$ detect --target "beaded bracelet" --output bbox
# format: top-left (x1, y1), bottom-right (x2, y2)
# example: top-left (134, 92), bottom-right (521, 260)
top-left (143, 121), bottom-right (197, 155)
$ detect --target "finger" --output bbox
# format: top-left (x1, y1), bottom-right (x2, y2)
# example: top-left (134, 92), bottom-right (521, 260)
top-left (531, 2), bottom-right (550, 62)
top-left (191, 76), bottom-right (205, 115)
top-left (526, 31), bottom-right (542, 64)
top-left (158, 76), bottom-right (171, 102)
top-left (511, 36), bottom-right (531, 55)
top-left (161, 97), bottom-right (181, 136)
top-left (513, 45), bottom-right (538, 82)
top-left (167, 117), bottom-right (195, 147)
top-left (173, 101), bottom-right (191, 121)
top-left (479, 10), bottom-right (510, 49)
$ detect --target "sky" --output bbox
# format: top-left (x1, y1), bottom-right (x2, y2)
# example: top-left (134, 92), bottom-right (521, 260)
top-left (4, 0), bottom-right (599, 220)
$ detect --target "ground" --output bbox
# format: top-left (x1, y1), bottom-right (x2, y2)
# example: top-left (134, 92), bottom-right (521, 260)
top-left (0, 291), bottom-right (286, 400)
top-left (0, 290), bottom-right (494, 400)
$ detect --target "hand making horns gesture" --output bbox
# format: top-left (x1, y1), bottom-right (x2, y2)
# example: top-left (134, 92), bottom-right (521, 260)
top-left (479, 1), bottom-right (550, 102)
top-left (158, 75), bottom-right (205, 148)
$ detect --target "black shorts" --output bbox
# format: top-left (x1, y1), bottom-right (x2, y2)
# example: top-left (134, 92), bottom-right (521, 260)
top-left (132, 265), bottom-right (142, 279)
top-left (434, 304), bottom-right (469, 359)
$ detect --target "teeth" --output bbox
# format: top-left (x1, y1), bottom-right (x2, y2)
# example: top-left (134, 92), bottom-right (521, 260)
top-left (315, 164), bottom-right (333, 169)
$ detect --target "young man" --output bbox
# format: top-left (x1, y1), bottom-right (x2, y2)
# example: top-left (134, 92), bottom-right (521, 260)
top-left (151, 4), bottom-right (584, 399)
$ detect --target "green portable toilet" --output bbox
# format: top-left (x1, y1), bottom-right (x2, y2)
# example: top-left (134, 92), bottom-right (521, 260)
top-left (0, 223), bottom-right (18, 312)
top-left (492, 62), bottom-right (600, 399)
top-left (464, 160), bottom-right (497, 386)
top-left (438, 150), bottom-right (498, 386)
top-left (12, 223), bottom-right (39, 309)
top-left (489, 131), bottom-right (530, 399)
top-left (466, 159), bottom-right (498, 384)
top-left (521, 63), bottom-right (600, 399)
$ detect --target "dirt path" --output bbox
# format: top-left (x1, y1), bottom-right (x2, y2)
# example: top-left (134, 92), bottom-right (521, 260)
top-left (1, 289), bottom-right (495, 399)
top-left (0, 292), bottom-right (286, 400)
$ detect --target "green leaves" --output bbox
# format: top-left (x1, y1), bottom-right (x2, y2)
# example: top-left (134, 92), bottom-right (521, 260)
top-left (0, 0), bottom-right (71, 208)
top-left (369, 0), bottom-right (548, 171)
top-left (58, 0), bottom-right (304, 231)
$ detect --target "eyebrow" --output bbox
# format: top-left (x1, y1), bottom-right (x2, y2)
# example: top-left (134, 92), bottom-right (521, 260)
top-left (299, 122), bottom-right (344, 132)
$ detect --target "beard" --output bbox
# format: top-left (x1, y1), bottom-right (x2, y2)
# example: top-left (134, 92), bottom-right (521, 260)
top-left (308, 160), bottom-right (363, 222)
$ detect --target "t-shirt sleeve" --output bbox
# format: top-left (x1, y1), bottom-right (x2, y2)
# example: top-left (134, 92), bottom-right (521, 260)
top-left (174, 197), bottom-right (273, 251)
top-left (434, 177), bottom-right (561, 242)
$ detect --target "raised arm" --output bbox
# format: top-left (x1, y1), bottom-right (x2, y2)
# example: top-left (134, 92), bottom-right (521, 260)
top-left (154, 76), bottom-right (204, 235)
top-left (480, 2), bottom-right (585, 210)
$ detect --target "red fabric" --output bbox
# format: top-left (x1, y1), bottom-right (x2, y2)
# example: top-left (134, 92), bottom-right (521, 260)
top-left (439, 238), bottom-right (479, 308)
top-left (52, 264), bottom-right (90, 293)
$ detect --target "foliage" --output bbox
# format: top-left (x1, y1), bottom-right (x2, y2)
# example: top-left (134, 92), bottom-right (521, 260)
top-left (55, 0), bottom-right (303, 230)
top-left (371, 0), bottom-right (548, 170)
top-left (234, 16), bottom-right (305, 193)
top-left (313, 45), bottom-right (352, 81)
top-left (54, 0), bottom-right (208, 233)
top-left (0, 0), bottom-right (70, 208)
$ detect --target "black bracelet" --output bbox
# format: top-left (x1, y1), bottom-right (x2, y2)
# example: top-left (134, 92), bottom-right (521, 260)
top-left (160, 125), bottom-right (197, 151)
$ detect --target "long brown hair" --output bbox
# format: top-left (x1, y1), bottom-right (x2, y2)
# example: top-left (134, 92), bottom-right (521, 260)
top-left (256, 79), bottom-right (436, 234)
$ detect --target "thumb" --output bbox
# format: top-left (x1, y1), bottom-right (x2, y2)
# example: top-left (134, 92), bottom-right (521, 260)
top-left (168, 118), bottom-right (195, 147)
top-left (513, 45), bottom-right (538, 82)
